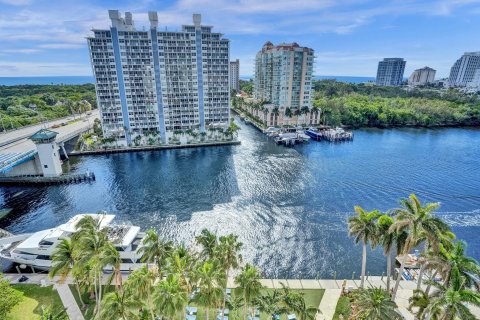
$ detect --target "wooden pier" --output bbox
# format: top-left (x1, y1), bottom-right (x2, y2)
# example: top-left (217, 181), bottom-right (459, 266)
top-left (0, 172), bottom-right (95, 186)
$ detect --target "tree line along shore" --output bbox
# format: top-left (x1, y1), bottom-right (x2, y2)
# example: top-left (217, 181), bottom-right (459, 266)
top-left (1, 80), bottom-right (479, 132)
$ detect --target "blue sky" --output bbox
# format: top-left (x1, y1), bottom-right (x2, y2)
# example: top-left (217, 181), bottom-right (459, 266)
top-left (0, 0), bottom-right (479, 78)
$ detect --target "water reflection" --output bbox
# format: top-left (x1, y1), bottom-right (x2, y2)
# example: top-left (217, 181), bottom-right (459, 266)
top-left (1, 120), bottom-right (480, 278)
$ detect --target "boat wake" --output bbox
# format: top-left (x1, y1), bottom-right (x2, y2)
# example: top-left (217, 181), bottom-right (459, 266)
top-left (437, 210), bottom-right (480, 227)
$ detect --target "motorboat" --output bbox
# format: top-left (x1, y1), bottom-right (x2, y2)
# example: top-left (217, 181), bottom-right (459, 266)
top-left (0, 214), bottom-right (146, 272)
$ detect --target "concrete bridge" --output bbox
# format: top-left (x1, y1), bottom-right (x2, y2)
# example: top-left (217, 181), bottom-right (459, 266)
top-left (0, 111), bottom-right (99, 176)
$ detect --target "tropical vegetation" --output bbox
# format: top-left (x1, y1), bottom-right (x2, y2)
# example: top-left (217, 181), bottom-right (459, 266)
top-left (0, 84), bottom-right (96, 131)
top-left (313, 80), bottom-right (480, 128)
top-left (46, 216), bottom-right (319, 320)
top-left (345, 193), bottom-right (480, 319)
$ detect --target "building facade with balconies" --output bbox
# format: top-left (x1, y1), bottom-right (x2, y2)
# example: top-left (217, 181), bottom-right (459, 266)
top-left (87, 10), bottom-right (230, 145)
top-left (254, 42), bottom-right (318, 127)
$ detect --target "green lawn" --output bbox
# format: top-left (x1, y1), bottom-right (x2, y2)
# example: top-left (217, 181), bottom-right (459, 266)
top-left (7, 284), bottom-right (64, 320)
top-left (332, 295), bottom-right (351, 320)
top-left (69, 286), bottom-right (325, 320)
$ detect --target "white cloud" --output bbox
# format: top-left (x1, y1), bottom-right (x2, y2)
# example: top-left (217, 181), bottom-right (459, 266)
top-left (38, 43), bottom-right (85, 49)
top-left (0, 48), bottom-right (41, 54)
top-left (0, 0), bottom-right (479, 76)
top-left (0, 60), bottom-right (91, 76)
top-left (0, 0), bottom-right (34, 6)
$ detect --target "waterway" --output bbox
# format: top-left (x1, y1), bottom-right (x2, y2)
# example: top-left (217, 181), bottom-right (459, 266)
top-left (1, 119), bottom-right (480, 278)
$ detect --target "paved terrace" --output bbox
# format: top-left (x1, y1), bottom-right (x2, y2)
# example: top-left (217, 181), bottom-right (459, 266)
top-left (5, 273), bottom-right (479, 320)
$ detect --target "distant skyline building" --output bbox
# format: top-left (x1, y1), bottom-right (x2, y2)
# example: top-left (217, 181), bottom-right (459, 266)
top-left (229, 59), bottom-right (240, 92)
top-left (254, 42), bottom-right (319, 127)
top-left (466, 69), bottom-right (480, 92)
top-left (408, 66), bottom-right (436, 86)
top-left (448, 52), bottom-right (480, 87)
top-left (376, 58), bottom-right (406, 86)
top-left (87, 10), bottom-right (230, 145)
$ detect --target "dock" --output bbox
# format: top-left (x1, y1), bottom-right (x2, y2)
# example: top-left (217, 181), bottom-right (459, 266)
top-left (305, 128), bottom-right (354, 142)
top-left (0, 172), bottom-right (95, 186)
top-left (69, 140), bottom-right (241, 156)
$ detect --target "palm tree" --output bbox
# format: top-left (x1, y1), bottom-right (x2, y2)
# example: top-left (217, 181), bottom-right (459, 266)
top-left (195, 260), bottom-right (225, 320)
top-left (138, 228), bottom-right (173, 273)
top-left (235, 264), bottom-right (263, 320)
top-left (167, 246), bottom-right (196, 298)
top-left (74, 215), bottom-right (110, 316)
top-left (216, 234), bottom-right (243, 319)
top-left (348, 206), bottom-right (381, 288)
top-left (49, 239), bottom-right (85, 308)
top-left (310, 106), bottom-right (320, 125)
top-left (292, 298), bottom-right (318, 320)
top-left (254, 290), bottom-right (285, 320)
top-left (352, 288), bottom-right (403, 320)
top-left (125, 265), bottom-right (156, 320)
top-left (300, 106), bottom-right (310, 127)
top-left (196, 229), bottom-right (218, 261)
top-left (408, 289), bottom-right (442, 320)
top-left (226, 296), bottom-right (245, 320)
top-left (153, 274), bottom-right (188, 320)
top-left (294, 109), bottom-right (301, 126)
top-left (423, 240), bottom-right (480, 293)
top-left (376, 214), bottom-right (407, 292)
top-left (272, 107), bottom-right (280, 126)
top-left (101, 242), bottom-right (122, 292)
top-left (390, 194), bottom-right (454, 298)
top-left (409, 268), bottom-right (480, 320)
top-left (99, 291), bottom-right (141, 320)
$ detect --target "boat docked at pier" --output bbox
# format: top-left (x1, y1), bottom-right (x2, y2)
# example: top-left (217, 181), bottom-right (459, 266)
top-left (305, 127), bottom-right (354, 142)
top-left (0, 214), bottom-right (146, 272)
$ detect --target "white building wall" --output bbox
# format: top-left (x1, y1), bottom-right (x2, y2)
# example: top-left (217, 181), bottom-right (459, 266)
top-left (87, 10), bottom-right (230, 145)
top-left (449, 52), bottom-right (480, 87)
top-left (408, 67), bottom-right (436, 86)
top-left (36, 143), bottom-right (63, 177)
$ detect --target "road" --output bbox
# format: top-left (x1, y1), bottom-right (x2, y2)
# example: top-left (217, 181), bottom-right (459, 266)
top-left (0, 110), bottom-right (99, 154)
top-left (0, 110), bottom-right (99, 148)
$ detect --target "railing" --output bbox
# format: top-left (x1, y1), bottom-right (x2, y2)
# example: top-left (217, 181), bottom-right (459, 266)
top-left (0, 150), bottom-right (38, 174)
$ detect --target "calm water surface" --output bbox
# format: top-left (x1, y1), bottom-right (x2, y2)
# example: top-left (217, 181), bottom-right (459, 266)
top-left (1, 119), bottom-right (480, 278)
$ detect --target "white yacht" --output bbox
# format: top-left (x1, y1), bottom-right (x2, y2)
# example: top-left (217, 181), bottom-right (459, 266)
top-left (0, 214), bottom-right (146, 272)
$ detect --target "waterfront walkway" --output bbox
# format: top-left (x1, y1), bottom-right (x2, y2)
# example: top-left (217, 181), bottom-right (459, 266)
top-left (55, 283), bottom-right (85, 320)
top-left (4, 273), bottom-right (479, 320)
top-left (70, 140), bottom-right (241, 156)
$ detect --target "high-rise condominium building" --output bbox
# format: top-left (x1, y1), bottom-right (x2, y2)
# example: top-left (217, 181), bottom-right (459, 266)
top-left (229, 59), bottom-right (240, 92)
top-left (87, 10), bottom-right (230, 145)
top-left (376, 58), bottom-right (406, 86)
top-left (448, 52), bottom-right (480, 87)
top-left (254, 42), bottom-right (319, 127)
top-left (408, 66), bottom-right (436, 86)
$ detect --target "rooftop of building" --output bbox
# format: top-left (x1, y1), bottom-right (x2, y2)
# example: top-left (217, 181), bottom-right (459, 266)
top-left (381, 58), bottom-right (405, 61)
top-left (30, 129), bottom-right (58, 141)
top-left (414, 66), bottom-right (436, 71)
top-left (260, 41), bottom-right (313, 52)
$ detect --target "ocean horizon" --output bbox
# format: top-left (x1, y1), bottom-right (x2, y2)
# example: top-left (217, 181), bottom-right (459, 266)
top-left (1, 75), bottom-right (376, 86)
